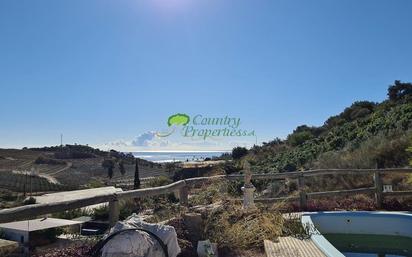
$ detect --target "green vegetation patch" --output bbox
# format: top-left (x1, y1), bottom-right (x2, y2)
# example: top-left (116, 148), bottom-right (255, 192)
top-left (245, 81), bottom-right (412, 173)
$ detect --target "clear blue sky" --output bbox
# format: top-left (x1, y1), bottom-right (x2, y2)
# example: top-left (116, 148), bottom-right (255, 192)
top-left (1, 0), bottom-right (411, 151)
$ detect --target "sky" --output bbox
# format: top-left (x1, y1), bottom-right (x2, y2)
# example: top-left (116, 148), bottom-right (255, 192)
top-left (0, 0), bottom-right (411, 151)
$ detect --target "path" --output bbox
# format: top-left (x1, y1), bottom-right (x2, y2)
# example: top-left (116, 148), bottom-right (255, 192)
top-left (47, 162), bottom-right (72, 176)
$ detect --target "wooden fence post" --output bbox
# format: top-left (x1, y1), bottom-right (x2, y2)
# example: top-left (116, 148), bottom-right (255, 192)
top-left (298, 175), bottom-right (307, 210)
top-left (109, 198), bottom-right (120, 227)
top-left (179, 185), bottom-right (189, 206)
top-left (374, 171), bottom-right (383, 209)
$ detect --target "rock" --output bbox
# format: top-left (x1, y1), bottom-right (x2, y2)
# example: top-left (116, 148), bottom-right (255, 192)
top-left (101, 214), bottom-right (181, 257)
top-left (182, 213), bottom-right (203, 242)
top-left (197, 240), bottom-right (218, 257)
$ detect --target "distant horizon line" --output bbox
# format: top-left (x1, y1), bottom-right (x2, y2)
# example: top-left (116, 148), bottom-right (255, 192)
top-left (1, 145), bottom-right (236, 153)
top-left (130, 150), bottom-right (231, 153)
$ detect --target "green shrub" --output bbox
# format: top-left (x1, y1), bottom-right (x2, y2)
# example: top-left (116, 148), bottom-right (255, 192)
top-left (242, 82), bottom-right (412, 173)
top-left (232, 147), bottom-right (248, 159)
top-left (388, 80), bottom-right (412, 101)
top-left (145, 176), bottom-right (172, 188)
top-left (222, 162), bottom-right (241, 175)
top-left (287, 131), bottom-right (314, 146)
top-left (313, 131), bottom-right (411, 169)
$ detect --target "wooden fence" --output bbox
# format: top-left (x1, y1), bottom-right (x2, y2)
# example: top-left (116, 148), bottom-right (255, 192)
top-left (0, 168), bottom-right (411, 225)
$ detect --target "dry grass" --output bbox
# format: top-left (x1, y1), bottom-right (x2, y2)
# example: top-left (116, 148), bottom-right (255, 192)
top-left (203, 201), bottom-right (283, 250)
top-left (189, 181), bottom-right (228, 206)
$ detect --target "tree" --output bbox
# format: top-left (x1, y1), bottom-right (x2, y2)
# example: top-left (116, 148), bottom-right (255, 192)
top-left (102, 159), bottom-right (115, 179)
top-left (119, 160), bottom-right (126, 176)
top-left (134, 158), bottom-right (141, 189)
top-left (388, 80), bottom-right (412, 101)
top-left (232, 147), bottom-right (248, 159)
top-left (287, 131), bottom-right (314, 146)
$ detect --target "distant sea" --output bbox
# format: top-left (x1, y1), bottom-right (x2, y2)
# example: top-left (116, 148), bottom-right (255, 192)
top-left (132, 151), bottom-right (229, 163)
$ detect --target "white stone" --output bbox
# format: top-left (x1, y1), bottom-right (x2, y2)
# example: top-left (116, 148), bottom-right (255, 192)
top-left (197, 240), bottom-right (218, 257)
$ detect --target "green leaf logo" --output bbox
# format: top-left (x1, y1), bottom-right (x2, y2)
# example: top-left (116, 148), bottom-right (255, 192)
top-left (168, 113), bottom-right (190, 127)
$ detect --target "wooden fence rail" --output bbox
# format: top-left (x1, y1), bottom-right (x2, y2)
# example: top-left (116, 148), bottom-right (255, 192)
top-left (0, 168), bottom-right (411, 224)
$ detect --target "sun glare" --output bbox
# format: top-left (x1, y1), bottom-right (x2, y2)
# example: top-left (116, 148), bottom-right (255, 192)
top-left (151, 0), bottom-right (193, 12)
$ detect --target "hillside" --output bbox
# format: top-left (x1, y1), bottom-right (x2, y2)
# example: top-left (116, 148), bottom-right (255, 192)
top-left (0, 145), bottom-right (169, 196)
top-left (246, 81), bottom-right (412, 173)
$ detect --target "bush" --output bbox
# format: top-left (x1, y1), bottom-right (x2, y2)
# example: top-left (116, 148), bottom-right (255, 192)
top-left (145, 176), bottom-right (172, 188)
top-left (244, 82), bottom-right (412, 173)
top-left (313, 131), bottom-right (412, 169)
top-left (34, 156), bottom-right (66, 165)
top-left (222, 162), bottom-right (241, 175)
top-left (287, 131), bottom-right (314, 146)
top-left (232, 147), bottom-right (248, 159)
top-left (388, 80), bottom-right (412, 101)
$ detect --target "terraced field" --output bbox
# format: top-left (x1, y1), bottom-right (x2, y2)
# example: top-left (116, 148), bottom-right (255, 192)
top-left (0, 148), bottom-right (172, 192)
top-left (0, 171), bottom-right (71, 192)
top-left (55, 159), bottom-right (171, 188)
top-left (106, 163), bottom-right (171, 188)
top-left (54, 158), bottom-right (106, 187)
top-left (0, 158), bottom-right (35, 172)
